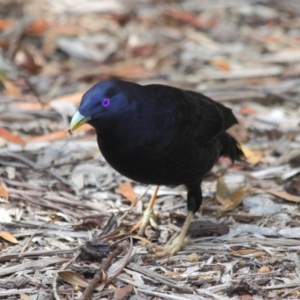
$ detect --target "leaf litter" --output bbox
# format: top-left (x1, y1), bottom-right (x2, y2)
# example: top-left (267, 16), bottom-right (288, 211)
top-left (0, 0), bottom-right (300, 299)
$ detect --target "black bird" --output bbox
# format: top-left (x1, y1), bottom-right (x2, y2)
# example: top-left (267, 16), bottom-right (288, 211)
top-left (69, 80), bottom-right (244, 256)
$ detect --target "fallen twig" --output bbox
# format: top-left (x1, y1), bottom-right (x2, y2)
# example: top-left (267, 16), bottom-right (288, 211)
top-left (80, 243), bottom-right (123, 300)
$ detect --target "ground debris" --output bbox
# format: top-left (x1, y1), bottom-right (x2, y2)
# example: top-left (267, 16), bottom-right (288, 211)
top-left (0, 0), bottom-right (300, 299)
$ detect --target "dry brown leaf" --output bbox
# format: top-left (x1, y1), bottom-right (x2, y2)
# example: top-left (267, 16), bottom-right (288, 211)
top-left (113, 284), bottom-right (133, 300)
top-left (258, 266), bottom-right (271, 273)
top-left (58, 270), bottom-right (89, 288)
top-left (0, 19), bottom-right (14, 30)
top-left (0, 231), bottom-right (18, 244)
top-left (108, 284), bottom-right (117, 291)
top-left (240, 145), bottom-right (266, 165)
top-left (165, 270), bottom-right (181, 277)
top-left (118, 182), bottom-right (138, 203)
top-left (217, 179), bottom-right (251, 213)
top-left (27, 125), bottom-right (92, 143)
top-left (25, 20), bottom-right (51, 35)
top-left (218, 186), bottom-right (251, 213)
top-left (266, 190), bottom-right (300, 203)
top-left (240, 107), bottom-right (259, 115)
top-left (0, 185), bottom-right (9, 202)
top-left (15, 49), bottom-right (44, 73)
top-left (50, 91), bottom-right (85, 106)
top-left (74, 63), bottom-right (149, 80)
top-left (292, 291), bottom-right (300, 298)
top-left (240, 294), bottom-right (254, 300)
top-left (108, 64), bottom-right (148, 79)
top-left (231, 249), bottom-right (256, 255)
top-left (164, 9), bottom-right (215, 28)
top-left (26, 130), bottom-right (69, 143)
top-left (0, 126), bottom-right (26, 145)
top-left (186, 252), bottom-right (200, 262)
top-left (229, 249), bottom-right (266, 257)
top-left (20, 294), bottom-right (31, 300)
top-left (2, 80), bottom-right (21, 97)
top-left (43, 25), bottom-right (87, 57)
top-left (252, 251), bottom-right (267, 258)
top-left (0, 40), bottom-right (8, 50)
top-left (211, 57), bottom-right (231, 71)
top-left (102, 270), bottom-right (108, 282)
top-left (9, 102), bottom-right (46, 110)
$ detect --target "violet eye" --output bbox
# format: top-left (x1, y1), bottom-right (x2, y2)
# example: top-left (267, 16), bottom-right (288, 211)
top-left (102, 98), bottom-right (111, 107)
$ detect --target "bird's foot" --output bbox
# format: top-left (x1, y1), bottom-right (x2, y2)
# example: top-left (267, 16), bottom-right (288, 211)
top-left (153, 234), bottom-right (188, 257)
top-left (130, 207), bottom-right (158, 236)
top-left (153, 211), bottom-right (194, 257)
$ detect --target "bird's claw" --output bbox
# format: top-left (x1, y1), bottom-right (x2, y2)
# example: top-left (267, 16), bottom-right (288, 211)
top-left (138, 208), bottom-right (158, 236)
top-left (130, 208), bottom-right (158, 236)
top-left (153, 235), bottom-right (186, 257)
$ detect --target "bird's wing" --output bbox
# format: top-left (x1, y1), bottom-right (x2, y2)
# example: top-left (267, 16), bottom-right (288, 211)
top-left (180, 89), bottom-right (238, 144)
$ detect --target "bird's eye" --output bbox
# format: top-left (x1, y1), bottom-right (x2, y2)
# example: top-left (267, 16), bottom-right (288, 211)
top-left (101, 98), bottom-right (111, 107)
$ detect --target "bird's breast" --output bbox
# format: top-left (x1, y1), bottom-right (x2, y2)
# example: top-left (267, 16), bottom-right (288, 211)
top-left (97, 127), bottom-right (175, 182)
top-left (96, 127), bottom-right (220, 186)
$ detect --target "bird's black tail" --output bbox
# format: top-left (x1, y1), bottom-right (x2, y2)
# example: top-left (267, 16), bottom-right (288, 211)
top-left (219, 133), bottom-right (245, 162)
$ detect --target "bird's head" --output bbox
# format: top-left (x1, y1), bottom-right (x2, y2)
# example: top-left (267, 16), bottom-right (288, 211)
top-left (69, 80), bottom-right (136, 134)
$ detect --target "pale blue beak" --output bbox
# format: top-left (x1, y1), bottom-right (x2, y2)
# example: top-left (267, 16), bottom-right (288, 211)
top-left (69, 111), bottom-right (91, 134)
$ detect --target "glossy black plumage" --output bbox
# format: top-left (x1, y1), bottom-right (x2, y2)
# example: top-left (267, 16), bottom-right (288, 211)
top-left (71, 80), bottom-right (243, 215)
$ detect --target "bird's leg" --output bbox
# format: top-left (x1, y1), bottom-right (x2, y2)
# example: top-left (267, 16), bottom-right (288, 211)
top-left (130, 185), bottom-right (159, 235)
top-left (154, 211), bottom-right (194, 257)
top-left (154, 183), bottom-right (202, 257)
top-left (138, 185), bottom-right (159, 235)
